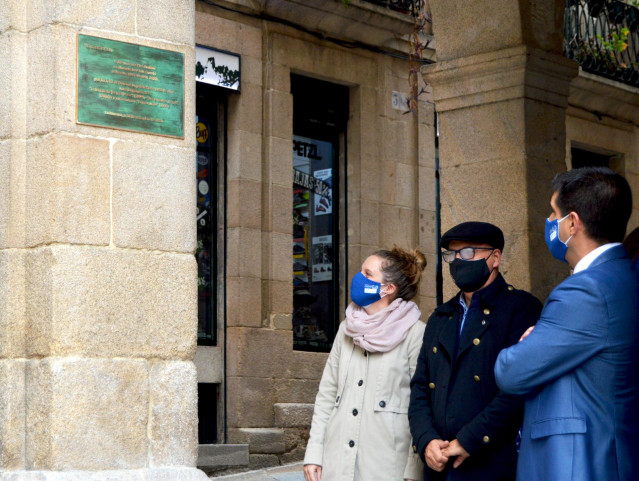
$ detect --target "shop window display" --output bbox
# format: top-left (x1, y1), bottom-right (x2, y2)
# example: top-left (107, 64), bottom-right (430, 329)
top-left (293, 135), bottom-right (336, 351)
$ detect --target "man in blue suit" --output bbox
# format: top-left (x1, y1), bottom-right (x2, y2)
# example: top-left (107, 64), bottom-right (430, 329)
top-left (494, 167), bottom-right (639, 481)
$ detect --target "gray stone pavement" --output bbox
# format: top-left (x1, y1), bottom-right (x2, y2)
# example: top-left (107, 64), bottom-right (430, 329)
top-left (210, 462), bottom-right (305, 481)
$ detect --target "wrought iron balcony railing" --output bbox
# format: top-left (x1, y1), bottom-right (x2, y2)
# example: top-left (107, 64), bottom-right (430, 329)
top-left (565, 0), bottom-right (639, 87)
top-left (362, 0), bottom-right (423, 17)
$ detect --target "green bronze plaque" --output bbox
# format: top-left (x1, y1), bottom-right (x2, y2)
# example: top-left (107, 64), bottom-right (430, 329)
top-left (77, 34), bottom-right (184, 138)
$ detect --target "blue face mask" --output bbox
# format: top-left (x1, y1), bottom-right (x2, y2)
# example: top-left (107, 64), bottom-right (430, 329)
top-left (545, 214), bottom-right (572, 263)
top-left (350, 272), bottom-right (388, 307)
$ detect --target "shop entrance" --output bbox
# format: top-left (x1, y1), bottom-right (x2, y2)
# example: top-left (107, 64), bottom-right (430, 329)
top-left (291, 75), bottom-right (349, 352)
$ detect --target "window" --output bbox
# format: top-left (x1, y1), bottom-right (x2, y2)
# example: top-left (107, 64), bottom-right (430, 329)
top-left (196, 83), bottom-right (224, 345)
top-left (291, 75), bottom-right (348, 352)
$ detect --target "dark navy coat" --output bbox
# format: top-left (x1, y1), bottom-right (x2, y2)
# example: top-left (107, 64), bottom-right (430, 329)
top-left (495, 245), bottom-right (639, 481)
top-left (409, 274), bottom-right (542, 481)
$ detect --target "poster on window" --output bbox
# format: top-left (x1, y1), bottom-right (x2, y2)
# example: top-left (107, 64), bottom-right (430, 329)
top-left (311, 235), bottom-right (333, 282)
top-left (313, 168), bottom-right (332, 216)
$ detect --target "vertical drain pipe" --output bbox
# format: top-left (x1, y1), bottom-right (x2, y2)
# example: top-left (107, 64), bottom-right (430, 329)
top-left (434, 111), bottom-right (443, 306)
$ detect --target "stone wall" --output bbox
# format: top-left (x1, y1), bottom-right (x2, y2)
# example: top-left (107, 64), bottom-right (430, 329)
top-left (0, 1), bottom-right (206, 479)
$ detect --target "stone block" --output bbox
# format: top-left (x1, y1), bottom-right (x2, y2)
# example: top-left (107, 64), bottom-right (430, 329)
top-left (227, 276), bottom-right (262, 328)
top-left (0, 140), bottom-right (27, 249)
top-left (0, 32), bottom-right (28, 140)
top-left (274, 379), bottom-right (322, 404)
top-left (112, 142), bottom-right (195, 252)
top-left (269, 64), bottom-right (290, 93)
top-left (418, 122), bottom-right (436, 168)
top-left (138, 0), bottom-right (194, 45)
top-left (437, 101), bottom-right (526, 169)
top-left (395, 162), bottom-right (416, 208)
top-left (227, 428), bottom-right (285, 454)
top-left (26, 25), bottom-right (74, 137)
top-left (226, 328), bottom-right (290, 379)
top-left (418, 209), bottom-right (437, 254)
top-left (269, 232), bottom-right (293, 282)
top-left (384, 118), bottom-right (415, 164)
top-left (248, 454), bottom-right (279, 471)
top-left (194, 345), bottom-right (223, 384)
top-left (360, 201), bottom-right (380, 247)
top-left (145, 468), bottom-right (210, 481)
top-left (263, 280), bottom-right (292, 318)
top-left (25, 358), bottom-right (148, 470)
top-left (346, 199), bottom-right (361, 245)
top-left (439, 157), bottom-right (527, 231)
top-left (379, 205), bottom-right (417, 249)
top-left (228, 83), bottom-right (263, 136)
top-left (283, 427), bottom-right (310, 453)
top-left (270, 184), bottom-right (292, 234)
top-left (0, 249), bottom-right (26, 358)
top-left (378, 160), bottom-right (395, 204)
top-left (360, 113), bottom-right (382, 159)
top-left (270, 313), bottom-right (292, 331)
top-left (196, 11), bottom-right (239, 53)
top-left (227, 130), bottom-right (262, 182)
top-left (149, 361), bottom-right (198, 467)
top-left (242, 55), bottom-right (263, 87)
top-left (273, 403), bottom-right (313, 428)
top-left (226, 227), bottom-right (262, 278)
top-left (25, 134), bottom-right (110, 247)
top-left (25, 246), bottom-right (197, 359)
top-left (197, 444), bottom-right (249, 468)
top-left (227, 179), bottom-right (262, 230)
top-left (226, 328), bottom-right (326, 380)
top-left (264, 90), bottom-right (293, 141)
top-left (267, 136), bottom-right (293, 187)
top-left (226, 376), bottom-right (275, 428)
top-left (418, 166), bottom-right (436, 211)
top-left (0, 360), bottom-right (26, 470)
top-left (28, 0), bottom-right (135, 32)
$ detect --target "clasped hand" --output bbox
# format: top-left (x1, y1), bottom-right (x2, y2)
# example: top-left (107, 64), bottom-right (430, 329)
top-left (424, 439), bottom-right (469, 472)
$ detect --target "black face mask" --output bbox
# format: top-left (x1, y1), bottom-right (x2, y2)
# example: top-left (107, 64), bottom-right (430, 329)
top-left (449, 258), bottom-right (492, 292)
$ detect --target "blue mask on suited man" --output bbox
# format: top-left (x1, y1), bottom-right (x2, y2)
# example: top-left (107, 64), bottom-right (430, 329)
top-left (545, 214), bottom-right (573, 263)
top-left (350, 272), bottom-right (388, 307)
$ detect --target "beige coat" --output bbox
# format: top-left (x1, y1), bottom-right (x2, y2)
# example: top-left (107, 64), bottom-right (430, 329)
top-left (304, 320), bottom-right (425, 481)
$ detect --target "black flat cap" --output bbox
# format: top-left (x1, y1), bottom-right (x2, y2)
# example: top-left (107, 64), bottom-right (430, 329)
top-left (440, 221), bottom-right (504, 251)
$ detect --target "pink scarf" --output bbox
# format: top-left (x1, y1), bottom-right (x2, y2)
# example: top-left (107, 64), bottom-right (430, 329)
top-left (343, 298), bottom-right (421, 353)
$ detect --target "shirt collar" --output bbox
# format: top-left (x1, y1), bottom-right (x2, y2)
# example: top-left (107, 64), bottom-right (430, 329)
top-left (573, 243), bottom-right (621, 274)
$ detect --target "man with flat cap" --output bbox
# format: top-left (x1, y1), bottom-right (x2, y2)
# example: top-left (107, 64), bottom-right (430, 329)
top-left (409, 221), bottom-right (542, 481)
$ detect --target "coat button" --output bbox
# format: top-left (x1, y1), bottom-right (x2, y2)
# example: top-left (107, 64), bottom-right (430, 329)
top-left (358, 380), bottom-right (363, 386)
top-left (473, 338), bottom-right (480, 346)
top-left (349, 440), bottom-right (355, 448)
top-left (483, 308), bottom-right (490, 315)
top-left (481, 320), bottom-right (486, 326)
top-left (474, 375), bottom-right (480, 382)
top-left (508, 285), bottom-right (514, 291)
top-left (336, 396), bottom-right (340, 403)
top-left (364, 351), bottom-right (368, 357)
top-left (429, 382), bottom-right (435, 389)
top-left (352, 409), bottom-right (358, 416)
top-left (483, 436), bottom-right (490, 443)
top-left (379, 400), bottom-right (386, 408)
top-left (432, 347), bottom-right (438, 354)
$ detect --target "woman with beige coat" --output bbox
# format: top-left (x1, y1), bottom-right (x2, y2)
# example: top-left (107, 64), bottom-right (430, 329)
top-left (303, 247), bottom-right (426, 481)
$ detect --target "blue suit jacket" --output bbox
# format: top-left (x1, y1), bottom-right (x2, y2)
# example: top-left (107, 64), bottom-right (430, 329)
top-left (494, 245), bottom-right (639, 481)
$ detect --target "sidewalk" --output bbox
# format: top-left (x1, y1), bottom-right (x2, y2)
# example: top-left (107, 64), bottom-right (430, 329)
top-left (211, 462), bottom-right (305, 481)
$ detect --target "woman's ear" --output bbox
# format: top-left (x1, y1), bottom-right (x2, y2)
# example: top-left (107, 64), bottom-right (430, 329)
top-left (383, 283), bottom-right (397, 298)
